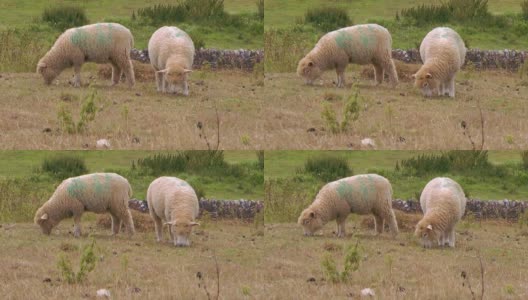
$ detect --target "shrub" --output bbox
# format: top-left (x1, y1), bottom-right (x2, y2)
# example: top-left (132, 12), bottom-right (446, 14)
top-left (521, 151), bottom-right (528, 169)
top-left (57, 89), bottom-right (98, 134)
top-left (41, 155), bottom-right (88, 180)
top-left (0, 178), bottom-right (50, 222)
top-left (304, 7), bottom-right (352, 32)
top-left (135, 0), bottom-right (227, 25)
top-left (321, 241), bottom-right (361, 283)
top-left (0, 28), bottom-right (50, 72)
top-left (522, 1), bottom-right (528, 20)
top-left (57, 238), bottom-right (97, 284)
top-left (257, 0), bottom-right (264, 20)
top-left (256, 151), bottom-right (264, 170)
top-left (264, 28), bottom-right (314, 72)
top-left (399, 0), bottom-right (491, 25)
top-left (303, 155), bottom-right (352, 182)
top-left (42, 6), bottom-right (89, 31)
top-left (321, 86), bottom-right (361, 134)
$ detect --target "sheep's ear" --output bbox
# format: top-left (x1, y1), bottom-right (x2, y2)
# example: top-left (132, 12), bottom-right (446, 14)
top-left (426, 224), bottom-right (433, 230)
top-left (411, 73), bottom-right (416, 79)
top-left (38, 62), bottom-right (47, 69)
top-left (308, 61), bottom-right (314, 67)
top-left (183, 69), bottom-right (193, 74)
top-left (41, 213), bottom-right (48, 220)
top-left (190, 222), bottom-right (200, 226)
top-left (309, 211), bottom-right (316, 218)
top-left (425, 73), bottom-right (432, 79)
top-left (156, 69), bottom-right (168, 74)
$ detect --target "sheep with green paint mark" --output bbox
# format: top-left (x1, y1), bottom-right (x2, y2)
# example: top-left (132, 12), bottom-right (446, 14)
top-left (298, 174), bottom-right (398, 238)
top-left (413, 27), bottom-right (466, 97)
top-left (147, 177), bottom-right (200, 247)
top-left (297, 24), bottom-right (398, 88)
top-left (415, 177), bottom-right (466, 248)
top-left (34, 173), bottom-right (135, 237)
top-left (37, 23), bottom-right (135, 88)
top-left (148, 26), bottom-right (195, 96)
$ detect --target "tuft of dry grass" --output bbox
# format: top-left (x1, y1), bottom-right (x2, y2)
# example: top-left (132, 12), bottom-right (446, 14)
top-left (264, 69), bottom-right (528, 149)
top-left (360, 210), bottom-right (423, 232)
top-left (96, 210), bottom-right (155, 232)
top-left (360, 60), bottom-right (422, 82)
top-left (0, 69), bottom-right (265, 150)
top-left (98, 61), bottom-right (156, 83)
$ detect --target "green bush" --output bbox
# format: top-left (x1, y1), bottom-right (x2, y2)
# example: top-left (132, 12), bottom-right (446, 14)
top-left (321, 86), bottom-right (361, 134)
top-left (522, 1), bottom-right (528, 20)
top-left (400, 0), bottom-right (492, 26)
top-left (57, 238), bottom-right (97, 284)
top-left (57, 89), bottom-right (98, 134)
top-left (303, 156), bottom-right (352, 182)
top-left (321, 241), bottom-right (361, 283)
top-left (135, 1), bottom-right (231, 25)
top-left (521, 151), bottom-right (528, 169)
top-left (304, 7), bottom-right (352, 32)
top-left (0, 178), bottom-right (50, 222)
top-left (0, 28), bottom-right (50, 72)
top-left (41, 155), bottom-right (88, 180)
top-left (42, 6), bottom-right (89, 31)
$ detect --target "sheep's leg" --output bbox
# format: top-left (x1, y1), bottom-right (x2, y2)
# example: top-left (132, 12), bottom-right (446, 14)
top-left (374, 214), bottom-right (384, 235)
top-left (386, 209), bottom-right (399, 237)
top-left (73, 214), bottom-right (82, 238)
top-left (447, 77), bottom-right (456, 98)
top-left (111, 63), bottom-right (121, 86)
top-left (155, 72), bottom-right (162, 92)
top-left (373, 64), bottom-right (384, 85)
top-left (152, 214), bottom-right (163, 242)
top-left (168, 226), bottom-right (175, 242)
top-left (448, 228), bottom-right (456, 247)
top-left (335, 67), bottom-right (346, 88)
top-left (336, 216), bottom-right (347, 238)
top-left (182, 80), bottom-right (189, 96)
top-left (122, 209), bottom-right (135, 236)
top-left (110, 213), bottom-right (121, 235)
top-left (161, 75), bottom-right (167, 93)
top-left (122, 59), bottom-right (135, 88)
top-left (384, 58), bottom-right (398, 87)
top-left (72, 65), bottom-right (82, 88)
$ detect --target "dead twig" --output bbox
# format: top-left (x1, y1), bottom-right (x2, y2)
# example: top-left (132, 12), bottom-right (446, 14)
top-left (196, 251), bottom-right (221, 300)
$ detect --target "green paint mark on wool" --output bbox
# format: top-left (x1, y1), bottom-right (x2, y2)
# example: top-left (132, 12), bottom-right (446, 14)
top-left (93, 174), bottom-right (112, 197)
top-left (70, 28), bottom-right (90, 48)
top-left (335, 29), bottom-right (353, 49)
top-left (67, 178), bottom-right (86, 199)
top-left (95, 24), bottom-right (113, 46)
top-left (336, 180), bottom-right (355, 201)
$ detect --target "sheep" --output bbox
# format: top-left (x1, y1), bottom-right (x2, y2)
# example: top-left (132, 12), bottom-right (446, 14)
top-left (413, 27), bottom-right (466, 97)
top-left (298, 174), bottom-right (399, 238)
top-left (297, 24), bottom-right (398, 88)
top-left (148, 26), bottom-right (195, 96)
top-left (37, 23), bottom-right (135, 88)
top-left (146, 177), bottom-right (200, 247)
top-left (34, 173), bottom-right (135, 237)
top-left (415, 177), bottom-right (466, 248)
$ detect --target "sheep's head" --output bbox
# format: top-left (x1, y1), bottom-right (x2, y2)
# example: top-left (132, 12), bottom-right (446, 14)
top-left (34, 210), bottom-right (57, 235)
top-left (414, 219), bottom-right (438, 248)
top-left (298, 208), bottom-right (323, 236)
top-left (164, 220), bottom-right (199, 247)
top-left (36, 62), bottom-right (59, 85)
top-left (412, 71), bottom-right (440, 97)
top-left (157, 66), bottom-right (192, 94)
top-left (297, 57), bottom-right (322, 85)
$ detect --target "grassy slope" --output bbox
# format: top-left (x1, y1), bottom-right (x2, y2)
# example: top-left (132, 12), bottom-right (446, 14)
top-left (264, 150), bottom-right (528, 200)
top-left (0, 0), bottom-right (262, 49)
top-left (265, 0), bottom-right (524, 27)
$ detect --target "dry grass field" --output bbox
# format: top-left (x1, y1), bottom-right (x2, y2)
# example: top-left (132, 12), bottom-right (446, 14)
top-left (0, 63), bottom-right (265, 150)
top-left (0, 217), bottom-right (266, 299)
top-left (264, 215), bottom-right (528, 299)
top-left (264, 67), bottom-right (528, 150)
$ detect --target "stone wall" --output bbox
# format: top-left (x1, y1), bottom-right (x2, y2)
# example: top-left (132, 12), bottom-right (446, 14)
top-left (130, 48), bottom-right (263, 71)
top-left (392, 49), bottom-right (527, 71)
top-left (392, 199), bottom-right (528, 220)
top-left (129, 198), bottom-right (263, 220)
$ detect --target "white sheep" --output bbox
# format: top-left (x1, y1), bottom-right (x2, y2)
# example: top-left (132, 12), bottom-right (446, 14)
top-left (148, 26), bottom-right (195, 96)
top-left (298, 174), bottom-right (399, 238)
top-left (413, 27), bottom-right (466, 97)
top-left (297, 24), bottom-right (398, 88)
top-left (34, 173), bottom-right (135, 237)
top-left (146, 177), bottom-right (200, 247)
top-left (415, 177), bottom-right (466, 248)
top-left (37, 23), bottom-right (135, 88)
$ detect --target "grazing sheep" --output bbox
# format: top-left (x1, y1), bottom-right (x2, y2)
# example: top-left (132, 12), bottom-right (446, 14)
top-left (413, 27), bottom-right (466, 97)
top-left (298, 174), bottom-right (399, 238)
top-left (37, 23), bottom-right (135, 88)
top-left (34, 173), bottom-right (135, 237)
top-left (148, 26), bottom-right (195, 96)
top-left (147, 177), bottom-right (200, 247)
top-left (415, 177), bottom-right (466, 248)
top-left (297, 24), bottom-right (398, 88)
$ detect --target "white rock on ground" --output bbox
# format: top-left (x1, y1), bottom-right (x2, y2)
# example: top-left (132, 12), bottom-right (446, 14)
top-left (361, 138), bottom-right (376, 148)
top-left (96, 289), bottom-right (111, 298)
top-left (361, 288), bottom-right (376, 297)
top-left (96, 139), bottom-right (111, 149)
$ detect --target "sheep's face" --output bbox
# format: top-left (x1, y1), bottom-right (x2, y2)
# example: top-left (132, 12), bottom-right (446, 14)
top-left (165, 220), bottom-right (200, 247)
top-left (298, 208), bottom-right (323, 236)
top-left (37, 62), bottom-right (59, 85)
top-left (34, 212), bottom-right (56, 235)
top-left (297, 57), bottom-right (321, 85)
top-left (414, 220), bottom-right (438, 248)
top-left (413, 72), bottom-right (439, 97)
top-left (158, 67), bottom-right (192, 94)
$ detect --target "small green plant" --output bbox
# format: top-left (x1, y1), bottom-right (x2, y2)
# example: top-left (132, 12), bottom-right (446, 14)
top-left (304, 7), bottom-right (352, 32)
top-left (57, 238), bottom-right (97, 284)
top-left (41, 155), bottom-right (88, 180)
top-left (522, 0), bottom-right (528, 20)
top-left (42, 5), bottom-right (89, 31)
top-left (256, 0), bottom-right (264, 20)
top-left (321, 86), bottom-right (360, 134)
top-left (321, 240), bottom-right (361, 283)
top-left (241, 135), bottom-right (251, 146)
top-left (122, 104), bottom-right (129, 132)
top-left (57, 89), bottom-right (98, 134)
top-left (504, 284), bottom-right (515, 295)
top-left (241, 285), bottom-right (251, 296)
top-left (256, 150), bottom-right (264, 170)
top-left (521, 151), bottom-right (528, 169)
top-left (303, 155), bottom-right (352, 182)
